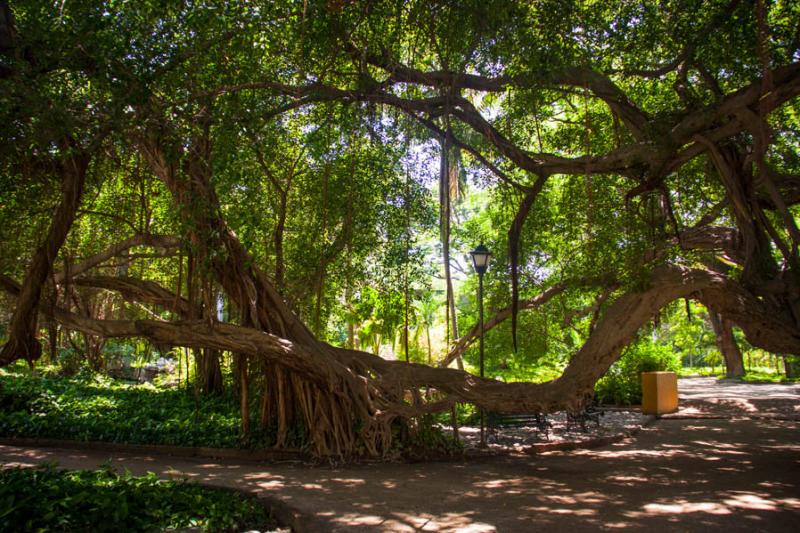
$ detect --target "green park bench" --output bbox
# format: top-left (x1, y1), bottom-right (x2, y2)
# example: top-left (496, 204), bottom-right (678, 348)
top-left (565, 401), bottom-right (605, 432)
top-left (487, 412), bottom-right (553, 441)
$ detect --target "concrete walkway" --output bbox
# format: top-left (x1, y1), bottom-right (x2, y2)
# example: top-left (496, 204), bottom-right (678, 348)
top-left (2, 378), bottom-right (799, 532)
top-left (670, 376), bottom-right (800, 418)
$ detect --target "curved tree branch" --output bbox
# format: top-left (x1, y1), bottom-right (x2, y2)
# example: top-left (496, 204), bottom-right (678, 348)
top-left (6, 264), bottom-right (797, 424)
top-left (53, 234), bottom-right (180, 283)
top-left (439, 282), bottom-right (569, 368)
top-left (0, 150), bottom-right (90, 365)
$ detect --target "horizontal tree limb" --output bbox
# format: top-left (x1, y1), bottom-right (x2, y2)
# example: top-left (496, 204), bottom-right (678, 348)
top-left (11, 265), bottom-right (794, 415)
top-left (54, 234), bottom-right (180, 283)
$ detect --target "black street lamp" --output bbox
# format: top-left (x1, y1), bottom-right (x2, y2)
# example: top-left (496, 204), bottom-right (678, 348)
top-left (469, 243), bottom-right (491, 448)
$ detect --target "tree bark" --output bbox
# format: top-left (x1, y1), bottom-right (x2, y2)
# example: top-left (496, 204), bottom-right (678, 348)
top-left (53, 235), bottom-right (179, 283)
top-left (784, 356), bottom-right (800, 378)
top-left (708, 311), bottom-right (746, 378)
top-left (128, 106), bottom-right (800, 457)
top-left (0, 152), bottom-right (89, 365)
top-left (238, 352), bottom-right (251, 438)
top-left (439, 133), bottom-right (463, 370)
top-left (140, 131), bottom-right (319, 347)
top-left (197, 348), bottom-right (224, 395)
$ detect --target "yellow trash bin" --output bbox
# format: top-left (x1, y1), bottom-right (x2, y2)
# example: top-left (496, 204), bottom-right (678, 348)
top-left (641, 371), bottom-right (678, 415)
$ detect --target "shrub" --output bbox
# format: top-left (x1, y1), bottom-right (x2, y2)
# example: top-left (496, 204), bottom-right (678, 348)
top-left (595, 338), bottom-right (680, 405)
top-left (57, 346), bottom-right (84, 376)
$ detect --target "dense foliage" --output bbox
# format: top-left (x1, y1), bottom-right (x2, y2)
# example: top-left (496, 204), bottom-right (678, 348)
top-left (0, 369), bottom-right (463, 455)
top-left (595, 338), bottom-right (681, 405)
top-left (1, 0), bottom-right (798, 457)
top-left (0, 464), bottom-right (277, 532)
top-left (0, 370), bottom-right (264, 448)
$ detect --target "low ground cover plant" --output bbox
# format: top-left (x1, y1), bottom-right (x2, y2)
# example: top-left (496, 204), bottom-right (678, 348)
top-left (0, 369), bottom-right (458, 456)
top-left (0, 464), bottom-right (278, 532)
top-left (0, 370), bottom-right (252, 448)
top-left (736, 370), bottom-right (800, 383)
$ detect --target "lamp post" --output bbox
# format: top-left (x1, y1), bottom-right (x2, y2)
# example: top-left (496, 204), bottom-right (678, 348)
top-left (469, 243), bottom-right (490, 448)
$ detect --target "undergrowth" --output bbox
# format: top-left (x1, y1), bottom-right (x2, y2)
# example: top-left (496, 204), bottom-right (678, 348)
top-left (0, 370), bottom-right (297, 449)
top-left (0, 463), bottom-right (277, 532)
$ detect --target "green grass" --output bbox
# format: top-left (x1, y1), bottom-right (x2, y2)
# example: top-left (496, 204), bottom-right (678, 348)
top-left (0, 369), bottom-right (287, 449)
top-left (678, 366), bottom-right (798, 382)
top-left (736, 370), bottom-right (799, 383)
top-left (0, 464), bottom-right (278, 532)
top-left (677, 366), bottom-right (725, 377)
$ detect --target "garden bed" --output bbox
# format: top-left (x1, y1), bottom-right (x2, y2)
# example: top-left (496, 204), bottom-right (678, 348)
top-left (0, 371), bottom-right (300, 450)
top-left (0, 464), bottom-right (287, 532)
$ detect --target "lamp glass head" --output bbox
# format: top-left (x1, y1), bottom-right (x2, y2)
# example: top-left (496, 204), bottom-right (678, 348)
top-left (470, 244), bottom-right (491, 274)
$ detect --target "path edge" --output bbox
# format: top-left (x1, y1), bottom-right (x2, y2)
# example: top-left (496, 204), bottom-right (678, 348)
top-left (0, 436), bottom-right (306, 462)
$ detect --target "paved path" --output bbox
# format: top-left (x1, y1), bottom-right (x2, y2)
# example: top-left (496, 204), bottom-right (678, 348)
top-left (2, 378), bottom-right (799, 532)
top-left (672, 376), bottom-right (800, 418)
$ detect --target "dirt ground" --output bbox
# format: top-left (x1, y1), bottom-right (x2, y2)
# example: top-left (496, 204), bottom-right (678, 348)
top-left (1, 377), bottom-right (799, 532)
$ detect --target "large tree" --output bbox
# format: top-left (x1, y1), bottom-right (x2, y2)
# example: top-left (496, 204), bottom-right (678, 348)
top-left (1, 0), bottom-right (799, 457)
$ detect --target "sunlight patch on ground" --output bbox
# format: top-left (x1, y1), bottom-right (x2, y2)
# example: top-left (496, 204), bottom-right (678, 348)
top-left (197, 462), bottom-right (241, 470)
top-left (635, 501), bottom-right (732, 516)
top-left (583, 448), bottom-right (681, 459)
top-left (541, 494), bottom-right (579, 505)
top-left (604, 521), bottom-right (637, 528)
top-left (474, 478), bottom-right (524, 489)
top-left (328, 477), bottom-right (366, 486)
top-left (523, 505), bottom-right (597, 516)
top-left (328, 512), bottom-right (385, 527)
top-left (760, 443), bottom-right (800, 452)
top-left (164, 467), bottom-right (195, 478)
top-left (0, 461), bottom-right (36, 468)
top-left (606, 475), bottom-right (650, 484)
top-left (242, 471), bottom-right (286, 481)
top-left (627, 490), bottom-right (793, 518)
top-left (723, 493), bottom-right (776, 511)
top-left (414, 513), bottom-right (498, 532)
top-left (689, 441), bottom-right (751, 455)
top-left (390, 512), bottom-right (435, 529)
top-left (254, 479), bottom-right (285, 489)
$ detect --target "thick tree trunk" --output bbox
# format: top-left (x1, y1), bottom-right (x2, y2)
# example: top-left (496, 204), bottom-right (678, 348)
top-left (708, 311), bottom-right (746, 378)
top-left (197, 348), bottom-right (224, 395)
top-left (784, 357), bottom-right (799, 378)
top-left (696, 139), bottom-right (778, 285)
top-left (439, 134), bottom-right (463, 371)
top-left (142, 134), bottom-right (381, 455)
top-left (4, 264), bottom-right (800, 457)
top-left (140, 134), bottom-right (319, 347)
top-left (46, 320), bottom-right (59, 364)
top-left (0, 152), bottom-right (89, 366)
top-left (237, 353), bottom-right (251, 438)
